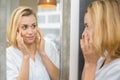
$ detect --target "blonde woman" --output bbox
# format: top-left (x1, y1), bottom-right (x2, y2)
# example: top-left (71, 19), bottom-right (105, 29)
top-left (7, 6), bottom-right (59, 80)
top-left (81, 0), bottom-right (120, 80)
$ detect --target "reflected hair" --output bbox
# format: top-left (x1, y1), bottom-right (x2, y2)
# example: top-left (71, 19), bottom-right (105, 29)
top-left (7, 6), bottom-right (37, 48)
top-left (86, 0), bottom-right (120, 57)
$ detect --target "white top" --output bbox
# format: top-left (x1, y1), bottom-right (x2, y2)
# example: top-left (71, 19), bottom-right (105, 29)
top-left (95, 57), bottom-right (120, 80)
top-left (7, 40), bottom-right (59, 80)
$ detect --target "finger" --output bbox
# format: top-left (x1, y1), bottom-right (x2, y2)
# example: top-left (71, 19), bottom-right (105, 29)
top-left (89, 31), bottom-right (93, 44)
top-left (82, 30), bottom-right (86, 39)
top-left (16, 32), bottom-right (19, 40)
top-left (19, 30), bottom-right (22, 38)
top-left (17, 30), bottom-right (24, 46)
top-left (80, 39), bottom-right (86, 55)
top-left (37, 33), bottom-right (41, 40)
top-left (80, 39), bottom-right (84, 49)
top-left (37, 28), bottom-right (44, 39)
top-left (35, 35), bottom-right (39, 44)
top-left (82, 33), bottom-right (85, 39)
top-left (17, 30), bottom-right (22, 39)
top-left (84, 32), bottom-right (89, 47)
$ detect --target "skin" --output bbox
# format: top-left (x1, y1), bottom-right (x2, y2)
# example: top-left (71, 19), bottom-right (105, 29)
top-left (81, 12), bottom-right (117, 80)
top-left (80, 13), bottom-right (99, 80)
top-left (16, 14), bottom-right (59, 80)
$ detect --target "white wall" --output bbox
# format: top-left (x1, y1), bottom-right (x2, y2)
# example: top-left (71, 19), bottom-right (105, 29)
top-left (69, 0), bottom-right (80, 80)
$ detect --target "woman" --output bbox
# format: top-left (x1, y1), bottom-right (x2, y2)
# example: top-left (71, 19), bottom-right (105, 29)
top-left (81, 0), bottom-right (120, 80)
top-left (7, 6), bottom-right (59, 80)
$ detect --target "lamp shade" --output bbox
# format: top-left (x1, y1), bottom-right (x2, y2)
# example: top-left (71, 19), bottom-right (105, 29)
top-left (38, 0), bottom-right (57, 8)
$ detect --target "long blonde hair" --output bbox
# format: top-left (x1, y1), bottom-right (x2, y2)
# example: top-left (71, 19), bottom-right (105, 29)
top-left (86, 0), bottom-right (120, 57)
top-left (7, 6), bottom-right (37, 48)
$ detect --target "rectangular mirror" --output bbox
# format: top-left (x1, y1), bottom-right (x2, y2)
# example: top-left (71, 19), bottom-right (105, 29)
top-left (5, 0), bottom-right (61, 80)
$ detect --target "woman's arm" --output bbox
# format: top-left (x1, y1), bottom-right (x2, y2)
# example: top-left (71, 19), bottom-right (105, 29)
top-left (80, 30), bottom-right (99, 80)
top-left (36, 28), bottom-right (59, 80)
top-left (16, 31), bottom-right (30, 80)
top-left (17, 55), bottom-right (30, 80)
top-left (82, 63), bottom-right (97, 80)
top-left (40, 52), bottom-right (59, 80)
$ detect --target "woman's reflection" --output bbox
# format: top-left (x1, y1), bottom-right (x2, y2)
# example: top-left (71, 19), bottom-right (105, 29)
top-left (6, 6), bottom-right (59, 80)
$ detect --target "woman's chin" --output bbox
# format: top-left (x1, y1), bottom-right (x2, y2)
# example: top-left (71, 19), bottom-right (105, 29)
top-left (25, 40), bottom-right (35, 45)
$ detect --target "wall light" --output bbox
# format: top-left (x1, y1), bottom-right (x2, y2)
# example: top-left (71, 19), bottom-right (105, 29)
top-left (38, 0), bottom-right (57, 8)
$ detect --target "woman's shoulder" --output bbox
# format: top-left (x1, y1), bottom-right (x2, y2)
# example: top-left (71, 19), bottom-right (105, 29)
top-left (98, 57), bottom-right (120, 68)
top-left (110, 58), bottom-right (120, 67)
top-left (6, 46), bottom-right (22, 57)
top-left (96, 58), bottom-right (120, 80)
top-left (7, 46), bottom-right (15, 50)
top-left (7, 46), bottom-right (17, 52)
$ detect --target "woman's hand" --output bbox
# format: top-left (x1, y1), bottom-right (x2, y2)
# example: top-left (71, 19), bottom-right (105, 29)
top-left (81, 30), bottom-right (99, 80)
top-left (80, 30), bottom-right (99, 64)
top-left (16, 31), bottom-right (30, 57)
top-left (35, 28), bottom-right (45, 55)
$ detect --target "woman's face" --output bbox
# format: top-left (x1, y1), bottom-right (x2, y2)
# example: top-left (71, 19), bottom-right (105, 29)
top-left (83, 12), bottom-right (93, 39)
top-left (18, 14), bottom-right (37, 45)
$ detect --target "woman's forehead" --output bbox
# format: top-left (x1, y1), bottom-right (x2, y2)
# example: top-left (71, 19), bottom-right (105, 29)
top-left (19, 15), bottom-right (36, 25)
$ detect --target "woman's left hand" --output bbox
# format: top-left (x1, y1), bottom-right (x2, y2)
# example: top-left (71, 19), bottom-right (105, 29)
top-left (35, 28), bottom-right (45, 55)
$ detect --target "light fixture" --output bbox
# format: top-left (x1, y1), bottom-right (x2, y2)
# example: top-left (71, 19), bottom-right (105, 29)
top-left (38, 0), bottom-right (57, 8)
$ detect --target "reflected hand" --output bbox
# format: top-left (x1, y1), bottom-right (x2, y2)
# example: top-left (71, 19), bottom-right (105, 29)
top-left (16, 31), bottom-right (30, 56)
top-left (35, 28), bottom-right (45, 55)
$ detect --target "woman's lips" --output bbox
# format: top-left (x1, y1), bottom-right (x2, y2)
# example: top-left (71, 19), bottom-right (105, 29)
top-left (26, 36), bottom-right (34, 40)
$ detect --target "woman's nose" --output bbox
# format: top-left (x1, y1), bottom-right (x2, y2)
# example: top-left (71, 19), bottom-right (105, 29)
top-left (27, 27), bottom-right (33, 34)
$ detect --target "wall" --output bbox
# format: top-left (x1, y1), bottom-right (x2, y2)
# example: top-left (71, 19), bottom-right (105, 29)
top-left (0, 0), bottom-right (7, 79)
top-left (60, 0), bottom-right (71, 80)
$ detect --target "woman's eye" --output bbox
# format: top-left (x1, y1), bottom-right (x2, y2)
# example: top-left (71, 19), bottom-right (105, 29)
top-left (31, 24), bottom-right (36, 29)
top-left (22, 25), bottom-right (27, 30)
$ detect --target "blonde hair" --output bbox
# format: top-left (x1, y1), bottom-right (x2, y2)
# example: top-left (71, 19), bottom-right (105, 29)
top-left (7, 6), bottom-right (37, 48)
top-left (86, 0), bottom-right (120, 57)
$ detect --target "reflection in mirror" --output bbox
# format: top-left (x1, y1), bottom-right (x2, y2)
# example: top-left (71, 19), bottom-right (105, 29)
top-left (37, 0), bottom-right (61, 56)
top-left (6, 0), bottom-right (60, 80)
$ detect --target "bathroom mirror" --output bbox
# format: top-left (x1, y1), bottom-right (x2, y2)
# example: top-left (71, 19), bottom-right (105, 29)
top-left (0, 0), bottom-right (70, 80)
top-left (2, 0), bottom-right (61, 80)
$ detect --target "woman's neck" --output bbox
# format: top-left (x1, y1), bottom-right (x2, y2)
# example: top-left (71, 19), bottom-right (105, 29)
top-left (25, 43), bottom-right (36, 51)
top-left (100, 55), bottom-right (116, 69)
top-left (25, 43), bottom-right (36, 61)
top-left (104, 55), bottom-right (116, 65)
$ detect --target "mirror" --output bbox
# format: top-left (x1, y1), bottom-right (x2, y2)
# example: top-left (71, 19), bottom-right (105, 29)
top-left (37, 1), bottom-right (61, 57)
top-left (5, 0), bottom-right (61, 80)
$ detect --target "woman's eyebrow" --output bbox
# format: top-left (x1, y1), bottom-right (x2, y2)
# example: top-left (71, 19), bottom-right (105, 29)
top-left (21, 24), bottom-right (27, 26)
top-left (32, 23), bottom-right (36, 25)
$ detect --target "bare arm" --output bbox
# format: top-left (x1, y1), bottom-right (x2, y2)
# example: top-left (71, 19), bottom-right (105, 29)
top-left (17, 55), bottom-right (30, 80)
top-left (36, 28), bottom-right (59, 80)
top-left (16, 31), bottom-right (30, 80)
top-left (82, 63), bottom-right (97, 80)
top-left (40, 53), bottom-right (59, 80)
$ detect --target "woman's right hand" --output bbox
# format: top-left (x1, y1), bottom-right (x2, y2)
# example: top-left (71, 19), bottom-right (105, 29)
top-left (80, 29), bottom-right (99, 65)
top-left (16, 31), bottom-right (30, 57)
